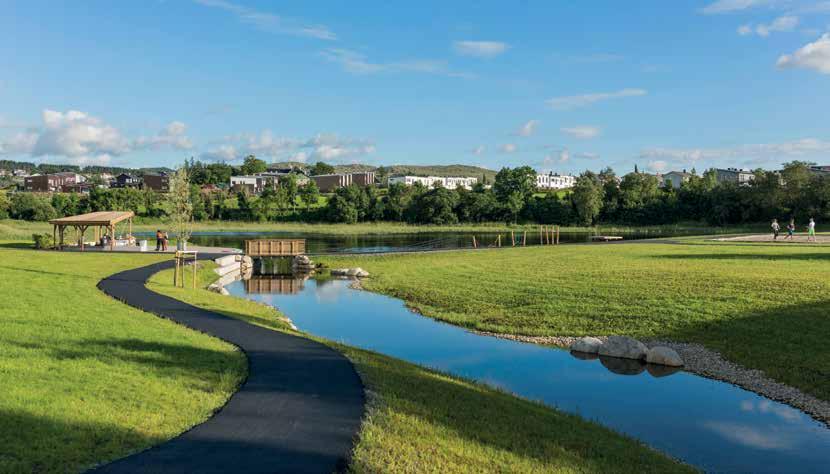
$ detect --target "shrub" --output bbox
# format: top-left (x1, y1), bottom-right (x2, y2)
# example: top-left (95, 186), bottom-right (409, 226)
top-left (32, 233), bottom-right (55, 249)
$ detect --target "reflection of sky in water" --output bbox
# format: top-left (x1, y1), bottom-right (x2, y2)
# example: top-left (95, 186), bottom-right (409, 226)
top-left (227, 279), bottom-right (830, 473)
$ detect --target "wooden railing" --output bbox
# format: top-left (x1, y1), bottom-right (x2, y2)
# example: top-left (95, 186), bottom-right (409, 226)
top-left (244, 239), bottom-right (306, 256)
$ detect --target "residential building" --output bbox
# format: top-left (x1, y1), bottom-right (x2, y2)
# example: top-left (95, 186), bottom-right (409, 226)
top-left (23, 172), bottom-right (85, 192)
top-left (536, 173), bottom-right (576, 190)
top-left (230, 175), bottom-right (275, 194)
top-left (311, 173), bottom-right (353, 192)
top-left (13, 169), bottom-right (29, 177)
top-left (61, 182), bottom-right (94, 193)
top-left (351, 171), bottom-right (376, 187)
top-left (143, 172), bottom-right (170, 192)
top-left (661, 170), bottom-right (692, 189)
top-left (715, 168), bottom-right (755, 186)
top-left (110, 173), bottom-right (142, 189)
top-left (388, 175), bottom-right (478, 190)
top-left (810, 165), bottom-right (830, 175)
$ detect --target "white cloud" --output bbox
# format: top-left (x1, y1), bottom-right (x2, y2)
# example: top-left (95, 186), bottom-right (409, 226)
top-left (546, 88), bottom-right (647, 110)
top-left (647, 160), bottom-right (668, 173)
top-left (0, 130), bottom-right (38, 155)
top-left (777, 33), bottom-right (830, 74)
top-left (739, 15), bottom-right (799, 36)
top-left (134, 121), bottom-right (193, 151)
top-left (321, 48), bottom-right (472, 78)
top-left (471, 145), bottom-right (486, 155)
top-left (499, 143), bottom-right (517, 154)
top-left (21, 109), bottom-right (130, 164)
top-left (640, 138), bottom-right (830, 166)
top-left (575, 152), bottom-right (600, 159)
top-left (703, 421), bottom-right (793, 450)
top-left (561, 126), bottom-right (601, 140)
top-left (701, 0), bottom-right (777, 14)
top-left (516, 120), bottom-right (539, 137)
top-left (453, 41), bottom-right (509, 58)
top-left (543, 149), bottom-right (570, 165)
top-left (201, 131), bottom-right (375, 163)
top-left (194, 0), bottom-right (336, 40)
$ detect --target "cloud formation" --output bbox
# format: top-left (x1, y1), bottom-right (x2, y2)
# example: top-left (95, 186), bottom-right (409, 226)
top-left (561, 126), bottom-right (601, 139)
top-left (546, 88), bottom-right (647, 110)
top-left (321, 49), bottom-right (472, 78)
top-left (201, 131), bottom-right (375, 163)
top-left (471, 145), bottom-right (486, 155)
top-left (640, 138), bottom-right (830, 166)
top-left (738, 15), bottom-right (799, 36)
top-left (453, 41), bottom-right (509, 58)
top-left (516, 120), bottom-right (539, 137)
top-left (701, 0), bottom-right (776, 14)
top-left (0, 110), bottom-right (194, 165)
top-left (194, 0), bottom-right (336, 40)
top-left (777, 33), bottom-right (830, 74)
top-left (499, 143), bottom-right (517, 154)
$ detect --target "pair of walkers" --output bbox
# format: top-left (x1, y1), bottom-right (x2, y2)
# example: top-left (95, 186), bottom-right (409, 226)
top-left (155, 229), bottom-right (169, 251)
top-left (771, 218), bottom-right (817, 242)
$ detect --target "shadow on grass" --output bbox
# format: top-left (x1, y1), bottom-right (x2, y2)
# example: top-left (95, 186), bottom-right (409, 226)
top-left (0, 408), bottom-right (156, 474)
top-left (650, 299), bottom-right (830, 401)
top-left (0, 242), bottom-right (34, 249)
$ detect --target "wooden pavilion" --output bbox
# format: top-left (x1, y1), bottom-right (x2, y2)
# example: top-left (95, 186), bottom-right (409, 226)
top-left (49, 211), bottom-right (135, 251)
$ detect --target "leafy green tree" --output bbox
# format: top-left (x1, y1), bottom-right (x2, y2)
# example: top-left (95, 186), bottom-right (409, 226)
top-left (0, 192), bottom-right (10, 219)
top-left (309, 161), bottom-right (335, 176)
top-left (408, 187), bottom-right (459, 224)
top-left (493, 166), bottom-right (536, 203)
top-left (383, 183), bottom-right (412, 221)
top-left (327, 195), bottom-right (358, 223)
top-left (240, 155), bottom-right (267, 175)
top-left (279, 174), bottom-right (299, 210)
top-left (298, 180), bottom-right (321, 210)
top-left (10, 193), bottom-right (57, 221)
top-left (570, 172), bottom-right (604, 225)
top-left (167, 167), bottom-right (194, 243)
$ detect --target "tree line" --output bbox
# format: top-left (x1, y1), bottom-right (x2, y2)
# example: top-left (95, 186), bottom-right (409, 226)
top-left (2, 161), bottom-right (828, 227)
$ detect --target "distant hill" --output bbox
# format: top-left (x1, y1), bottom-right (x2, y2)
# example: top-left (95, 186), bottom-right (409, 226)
top-left (271, 162), bottom-right (497, 182)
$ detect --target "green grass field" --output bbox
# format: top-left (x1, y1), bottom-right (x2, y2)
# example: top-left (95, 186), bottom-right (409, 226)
top-left (148, 263), bottom-right (690, 473)
top-left (0, 249), bottom-right (246, 473)
top-left (322, 241), bottom-right (830, 402)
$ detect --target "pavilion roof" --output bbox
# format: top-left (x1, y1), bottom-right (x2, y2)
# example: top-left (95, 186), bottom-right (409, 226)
top-left (49, 211), bottom-right (135, 227)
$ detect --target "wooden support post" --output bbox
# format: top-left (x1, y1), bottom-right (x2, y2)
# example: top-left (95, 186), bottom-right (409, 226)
top-left (52, 225), bottom-right (57, 250)
top-left (128, 218), bottom-right (133, 241)
top-left (497, 234), bottom-right (502, 247)
top-left (556, 225), bottom-right (560, 245)
top-left (539, 225), bottom-right (543, 246)
top-left (59, 226), bottom-right (65, 250)
top-left (79, 225), bottom-right (87, 251)
top-left (511, 230), bottom-right (515, 247)
top-left (472, 235), bottom-right (477, 249)
top-left (523, 231), bottom-right (527, 246)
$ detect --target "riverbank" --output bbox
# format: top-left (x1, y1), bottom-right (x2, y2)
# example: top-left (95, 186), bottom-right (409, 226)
top-left (0, 247), bottom-right (690, 473)
top-left (149, 262), bottom-right (692, 472)
top-left (0, 218), bottom-right (763, 240)
top-left (320, 240), bottom-right (830, 411)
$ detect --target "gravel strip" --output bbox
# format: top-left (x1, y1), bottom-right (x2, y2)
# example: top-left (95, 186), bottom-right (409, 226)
top-left (475, 331), bottom-right (830, 426)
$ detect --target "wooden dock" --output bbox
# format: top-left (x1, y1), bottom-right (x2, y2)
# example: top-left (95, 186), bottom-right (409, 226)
top-left (245, 239), bottom-right (306, 257)
top-left (591, 235), bottom-right (623, 242)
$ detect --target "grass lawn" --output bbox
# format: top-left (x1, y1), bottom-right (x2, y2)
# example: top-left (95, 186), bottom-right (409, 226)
top-left (0, 248), bottom-right (246, 473)
top-left (148, 262), bottom-right (691, 473)
top-left (321, 241), bottom-right (830, 403)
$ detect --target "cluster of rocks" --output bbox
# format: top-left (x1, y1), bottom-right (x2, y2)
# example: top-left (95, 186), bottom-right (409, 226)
top-left (207, 253), bottom-right (250, 295)
top-left (570, 335), bottom-right (684, 367)
top-left (292, 255), bottom-right (315, 273)
top-left (330, 267), bottom-right (370, 278)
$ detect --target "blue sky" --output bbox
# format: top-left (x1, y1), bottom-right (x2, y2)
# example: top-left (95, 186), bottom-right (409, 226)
top-left (1, 0), bottom-right (829, 175)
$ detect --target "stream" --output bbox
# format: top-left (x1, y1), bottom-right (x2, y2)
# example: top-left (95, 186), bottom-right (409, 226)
top-left (227, 275), bottom-right (830, 473)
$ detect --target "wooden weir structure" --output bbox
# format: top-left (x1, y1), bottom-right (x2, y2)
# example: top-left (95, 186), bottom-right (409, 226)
top-left (244, 239), bottom-right (306, 257)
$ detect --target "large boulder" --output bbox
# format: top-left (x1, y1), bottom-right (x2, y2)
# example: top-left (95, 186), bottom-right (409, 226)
top-left (570, 336), bottom-right (603, 354)
top-left (346, 267), bottom-right (369, 277)
top-left (646, 346), bottom-right (684, 367)
top-left (331, 268), bottom-right (349, 276)
top-left (598, 336), bottom-right (648, 360)
top-left (214, 255), bottom-right (238, 267)
top-left (213, 261), bottom-right (241, 277)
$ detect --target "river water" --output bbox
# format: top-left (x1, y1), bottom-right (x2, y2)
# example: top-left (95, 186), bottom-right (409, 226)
top-left (227, 276), bottom-right (830, 473)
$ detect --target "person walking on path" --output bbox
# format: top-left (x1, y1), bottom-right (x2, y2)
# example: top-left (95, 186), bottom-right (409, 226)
top-left (771, 219), bottom-right (780, 241)
top-left (784, 219), bottom-right (796, 241)
top-left (807, 218), bottom-right (817, 242)
top-left (155, 230), bottom-right (164, 251)
top-left (162, 231), bottom-right (169, 251)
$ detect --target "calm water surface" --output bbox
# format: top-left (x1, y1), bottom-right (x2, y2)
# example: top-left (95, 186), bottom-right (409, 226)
top-left (227, 277), bottom-right (830, 473)
top-left (176, 229), bottom-right (711, 254)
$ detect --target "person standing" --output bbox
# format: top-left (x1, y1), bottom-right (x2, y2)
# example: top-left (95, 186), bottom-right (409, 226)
top-left (784, 219), bottom-right (795, 241)
top-left (155, 229), bottom-right (163, 251)
top-left (771, 219), bottom-right (780, 241)
top-left (162, 231), bottom-right (169, 251)
top-left (807, 218), bottom-right (817, 243)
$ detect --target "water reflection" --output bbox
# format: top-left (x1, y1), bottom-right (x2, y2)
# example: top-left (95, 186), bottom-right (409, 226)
top-left (244, 275), bottom-right (308, 294)
top-left (227, 278), bottom-right (830, 473)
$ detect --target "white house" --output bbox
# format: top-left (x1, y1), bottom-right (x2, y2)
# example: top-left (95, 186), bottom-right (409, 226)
top-left (536, 173), bottom-right (575, 190)
top-left (388, 175), bottom-right (478, 190)
top-left (662, 171), bottom-right (692, 189)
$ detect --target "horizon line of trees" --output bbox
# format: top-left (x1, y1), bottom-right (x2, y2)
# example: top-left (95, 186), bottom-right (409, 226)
top-left (2, 161), bottom-right (828, 227)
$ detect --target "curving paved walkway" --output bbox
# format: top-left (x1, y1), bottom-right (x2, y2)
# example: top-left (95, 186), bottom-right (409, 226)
top-left (93, 258), bottom-right (365, 474)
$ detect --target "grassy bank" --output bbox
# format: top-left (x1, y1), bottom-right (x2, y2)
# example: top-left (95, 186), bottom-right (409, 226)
top-left (322, 241), bottom-right (830, 403)
top-left (149, 263), bottom-right (691, 473)
top-left (0, 249), bottom-right (246, 473)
